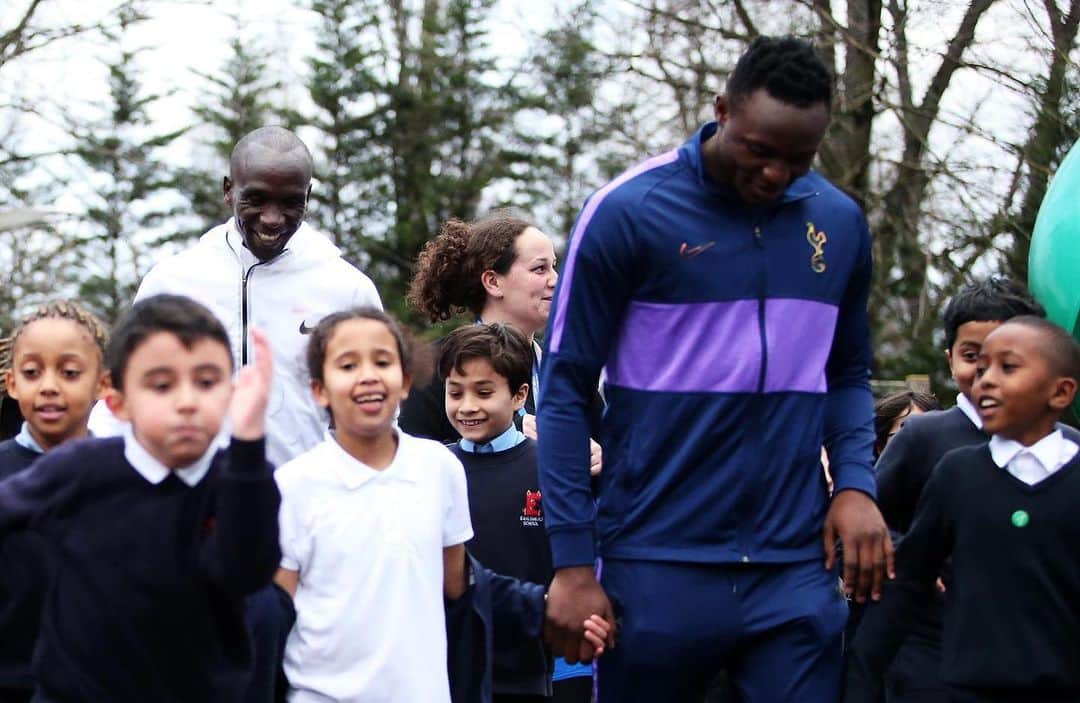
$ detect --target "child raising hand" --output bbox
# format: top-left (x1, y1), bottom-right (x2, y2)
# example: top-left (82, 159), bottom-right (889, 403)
top-left (0, 295), bottom-right (281, 702)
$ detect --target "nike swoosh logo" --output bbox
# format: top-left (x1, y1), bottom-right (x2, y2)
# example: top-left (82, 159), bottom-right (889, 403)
top-left (299, 320), bottom-right (316, 335)
top-left (679, 241), bottom-right (715, 259)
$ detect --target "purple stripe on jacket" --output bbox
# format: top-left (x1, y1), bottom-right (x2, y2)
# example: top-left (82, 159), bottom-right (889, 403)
top-left (607, 300), bottom-right (761, 393)
top-left (605, 298), bottom-right (838, 394)
top-left (549, 150), bottom-right (681, 353)
top-left (763, 298), bottom-right (838, 393)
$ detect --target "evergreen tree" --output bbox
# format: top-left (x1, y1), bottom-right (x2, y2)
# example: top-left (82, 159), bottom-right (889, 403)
top-left (305, 0), bottom-right (382, 249)
top-left (66, 4), bottom-right (185, 323)
top-left (305, 0), bottom-right (544, 321)
top-left (179, 27), bottom-right (293, 239)
top-left (0, 153), bottom-right (65, 331)
top-left (525, 3), bottom-right (622, 238)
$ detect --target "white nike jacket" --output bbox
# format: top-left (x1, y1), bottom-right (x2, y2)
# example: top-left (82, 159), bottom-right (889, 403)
top-left (92, 220), bottom-right (381, 466)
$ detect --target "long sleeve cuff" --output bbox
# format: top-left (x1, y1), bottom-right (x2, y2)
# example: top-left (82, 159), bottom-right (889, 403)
top-left (831, 461), bottom-right (877, 500)
top-left (226, 437), bottom-right (270, 478)
top-left (549, 526), bottom-right (596, 569)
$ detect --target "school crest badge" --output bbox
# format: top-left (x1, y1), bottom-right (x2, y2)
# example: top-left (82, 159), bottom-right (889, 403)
top-left (806, 222), bottom-right (827, 273)
top-left (520, 489), bottom-right (543, 527)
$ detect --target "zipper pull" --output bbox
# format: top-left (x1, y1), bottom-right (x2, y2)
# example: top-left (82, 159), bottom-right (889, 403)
top-left (753, 225), bottom-right (763, 247)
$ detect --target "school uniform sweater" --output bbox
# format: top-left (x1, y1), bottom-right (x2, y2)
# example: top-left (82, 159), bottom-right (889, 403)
top-left (540, 121), bottom-right (876, 568)
top-left (0, 440), bottom-right (47, 693)
top-left (451, 439), bottom-right (553, 697)
top-left (873, 405), bottom-right (984, 651)
top-left (0, 436), bottom-right (280, 702)
top-left (876, 406), bottom-right (985, 535)
top-left (847, 444), bottom-right (1080, 700)
top-left (875, 410), bottom-right (1080, 638)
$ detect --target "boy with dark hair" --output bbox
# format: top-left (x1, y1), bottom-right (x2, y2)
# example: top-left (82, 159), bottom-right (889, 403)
top-left (442, 323), bottom-right (556, 703)
top-left (879, 277), bottom-right (1046, 531)
top-left (874, 277), bottom-right (1046, 702)
top-left (0, 294), bottom-right (280, 702)
top-left (847, 317), bottom-right (1080, 702)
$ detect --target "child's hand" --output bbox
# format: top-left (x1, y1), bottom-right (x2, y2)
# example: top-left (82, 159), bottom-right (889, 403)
top-left (230, 329), bottom-right (273, 440)
top-left (522, 413), bottom-right (538, 440)
top-left (589, 439), bottom-right (603, 476)
top-left (581, 614), bottom-right (614, 658)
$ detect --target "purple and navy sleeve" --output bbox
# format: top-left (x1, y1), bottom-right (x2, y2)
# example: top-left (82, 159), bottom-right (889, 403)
top-left (539, 187), bottom-right (643, 569)
top-left (824, 209), bottom-right (877, 499)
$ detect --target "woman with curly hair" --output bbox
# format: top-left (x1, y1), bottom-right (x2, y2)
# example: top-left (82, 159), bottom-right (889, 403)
top-left (404, 213), bottom-right (604, 703)
top-left (400, 211), bottom-right (559, 442)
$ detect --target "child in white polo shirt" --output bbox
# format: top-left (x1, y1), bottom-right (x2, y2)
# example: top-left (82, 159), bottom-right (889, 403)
top-left (273, 308), bottom-right (610, 703)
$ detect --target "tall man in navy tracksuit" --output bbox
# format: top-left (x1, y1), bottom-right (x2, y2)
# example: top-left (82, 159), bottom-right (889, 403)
top-left (539, 36), bottom-right (892, 702)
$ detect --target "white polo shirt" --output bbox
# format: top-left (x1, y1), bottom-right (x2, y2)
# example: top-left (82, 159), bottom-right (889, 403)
top-left (276, 431), bottom-right (473, 703)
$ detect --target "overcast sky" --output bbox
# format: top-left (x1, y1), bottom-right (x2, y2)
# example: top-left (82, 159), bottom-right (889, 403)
top-left (3, 0), bottom-right (554, 157)
top-left (0, 0), bottom-right (1064, 238)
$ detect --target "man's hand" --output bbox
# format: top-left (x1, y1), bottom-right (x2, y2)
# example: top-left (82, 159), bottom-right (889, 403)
top-left (545, 566), bottom-right (614, 664)
top-left (823, 489), bottom-right (894, 603)
top-left (230, 328), bottom-right (273, 440)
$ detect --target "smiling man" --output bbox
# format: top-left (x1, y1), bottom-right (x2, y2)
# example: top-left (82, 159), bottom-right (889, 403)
top-left (90, 127), bottom-right (382, 703)
top-left (95, 126), bottom-right (381, 467)
top-left (539, 36), bottom-right (890, 702)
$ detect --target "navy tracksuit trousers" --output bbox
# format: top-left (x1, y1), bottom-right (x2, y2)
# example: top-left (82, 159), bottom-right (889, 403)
top-left (596, 558), bottom-right (848, 703)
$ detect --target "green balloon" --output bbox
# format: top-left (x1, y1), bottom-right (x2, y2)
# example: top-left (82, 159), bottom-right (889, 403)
top-left (1030, 139), bottom-right (1080, 413)
top-left (1031, 140), bottom-right (1080, 334)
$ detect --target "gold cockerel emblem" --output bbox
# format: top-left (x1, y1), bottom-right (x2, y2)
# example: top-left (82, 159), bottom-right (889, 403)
top-left (806, 222), bottom-right (827, 273)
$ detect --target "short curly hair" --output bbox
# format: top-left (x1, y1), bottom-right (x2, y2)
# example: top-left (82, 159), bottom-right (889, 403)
top-left (727, 35), bottom-right (832, 109)
top-left (407, 211), bottom-right (537, 323)
top-left (1, 300), bottom-right (109, 394)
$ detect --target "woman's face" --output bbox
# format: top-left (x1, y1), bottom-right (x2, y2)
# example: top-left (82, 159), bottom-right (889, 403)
top-left (490, 227), bottom-right (558, 336)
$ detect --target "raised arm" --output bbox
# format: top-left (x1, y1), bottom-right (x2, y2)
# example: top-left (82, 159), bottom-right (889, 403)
top-left (201, 329), bottom-right (281, 595)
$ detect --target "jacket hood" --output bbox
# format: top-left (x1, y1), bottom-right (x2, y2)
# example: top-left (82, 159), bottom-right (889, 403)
top-left (200, 219), bottom-right (347, 270)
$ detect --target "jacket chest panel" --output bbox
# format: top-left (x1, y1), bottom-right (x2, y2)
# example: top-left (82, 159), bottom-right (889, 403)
top-left (634, 204), bottom-right (853, 304)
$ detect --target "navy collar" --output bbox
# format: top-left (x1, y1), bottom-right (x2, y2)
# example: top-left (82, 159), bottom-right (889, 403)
top-left (688, 122), bottom-right (821, 205)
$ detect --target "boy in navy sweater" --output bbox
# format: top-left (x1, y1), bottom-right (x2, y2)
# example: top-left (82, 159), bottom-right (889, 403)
top-left (872, 278), bottom-right (1046, 702)
top-left (0, 294), bottom-right (280, 702)
top-left (847, 316), bottom-right (1080, 702)
top-left (442, 323), bottom-right (556, 703)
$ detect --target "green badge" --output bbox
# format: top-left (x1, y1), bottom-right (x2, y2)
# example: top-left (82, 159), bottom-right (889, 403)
top-left (1011, 510), bottom-right (1030, 528)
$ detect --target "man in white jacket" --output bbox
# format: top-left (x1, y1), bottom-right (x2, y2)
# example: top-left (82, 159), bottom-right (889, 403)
top-left (90, 126), bottom-right (382, 703)
top-left (93, 126), bottom-right (382, 467)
